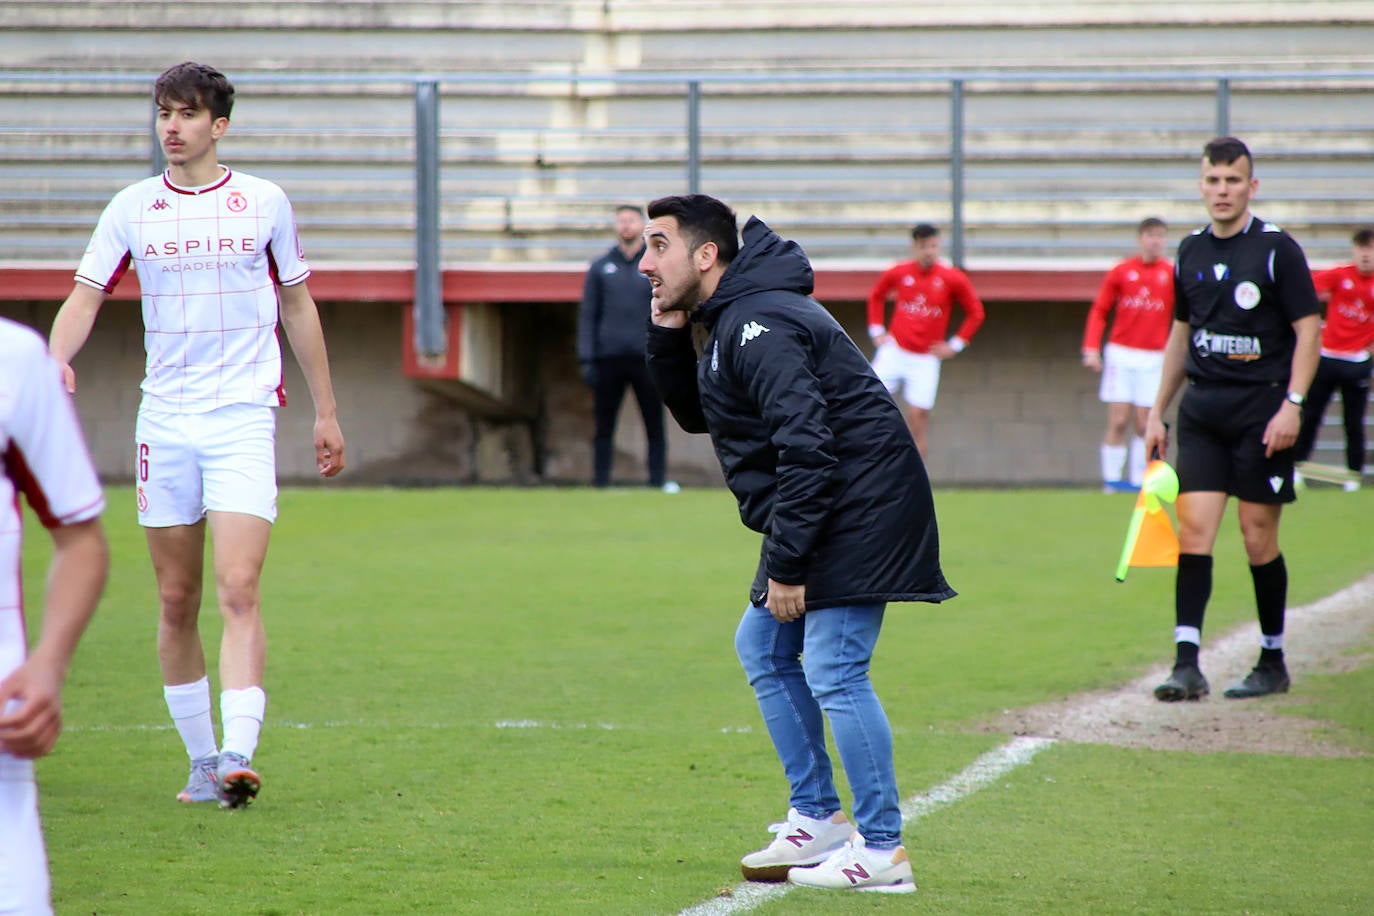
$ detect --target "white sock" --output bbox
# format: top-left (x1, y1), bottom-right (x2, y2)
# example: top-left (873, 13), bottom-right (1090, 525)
top-left (164, 677), bottom-right (218, 760)
top-left (1260, 633), bottom-right (1283, 651)
top-left (1101, 443), bottom-right (1127, 483)
top-left (1174, 626), bottom-right (1201, 646)
top-left (1128, 437), bottom-right (1147, 487)
top-left (220, 687), bottom-right (266, 761)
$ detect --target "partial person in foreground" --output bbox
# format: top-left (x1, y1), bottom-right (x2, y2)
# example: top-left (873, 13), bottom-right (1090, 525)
top-left (49, 62), bottom-right (346, 808)
top-left (1293, 226), bottom-right (1374, 491)
top-left (643, 194), bottom-right (955, 894)
top-left (576, 204), bottom-right (669, 489)
top-left (1, 317), bottom-right (109, 915)
top-left (865, 224), bottom-right (985, 456)
top-left (1145, 137), bottom-right (1321, 702)
top-left (1082, 217), bottom-right (1174, 491)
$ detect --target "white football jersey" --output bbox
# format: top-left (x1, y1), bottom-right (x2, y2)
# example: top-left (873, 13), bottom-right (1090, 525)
top-left (75, 166), bottom-right (311, 413)
top-left (0, 319), bottom-right (105, 765)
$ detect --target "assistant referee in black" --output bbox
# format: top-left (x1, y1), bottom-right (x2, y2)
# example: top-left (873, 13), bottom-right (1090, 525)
top-left (1144, 137), bottom-right (1321, 702)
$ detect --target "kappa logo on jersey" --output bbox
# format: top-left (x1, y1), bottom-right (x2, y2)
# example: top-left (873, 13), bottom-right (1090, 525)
top-left (1193, 328), bottom-right (1261, 361)
top-left (148, 198), bottom-right (171, 212)
top-left (226, 192), bottom-right (248, 213)
top-left (740, 321), bottom-right (770, 346)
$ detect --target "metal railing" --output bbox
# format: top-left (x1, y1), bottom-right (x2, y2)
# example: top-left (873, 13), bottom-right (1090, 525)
top-left (2, 68), bottom-right (1372, 355)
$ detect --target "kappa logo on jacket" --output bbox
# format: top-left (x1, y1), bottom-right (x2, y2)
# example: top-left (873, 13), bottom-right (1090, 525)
top-left (740, 321), bottom-right (770, 346)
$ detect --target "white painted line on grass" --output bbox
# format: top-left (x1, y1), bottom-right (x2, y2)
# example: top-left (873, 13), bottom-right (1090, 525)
top-left (678, 736), bottom-right (1057, 916)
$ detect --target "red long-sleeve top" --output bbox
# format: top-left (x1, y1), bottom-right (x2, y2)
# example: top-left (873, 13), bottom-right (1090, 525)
top-left (1081, 256), bottom-right (1174, 353)
top-left (1312, 266), bottom-right (1374, 354)
top-left (866, 261), bottom-right (984, 353)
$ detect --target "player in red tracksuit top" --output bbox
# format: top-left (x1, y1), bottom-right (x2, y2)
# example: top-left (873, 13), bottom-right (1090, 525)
top-left (867, 224), bottom-right (984, 457)
top-left (1293, 226), bottom-right (1374, 489)
top-left (1081, 218), bottom-right (1174, 490)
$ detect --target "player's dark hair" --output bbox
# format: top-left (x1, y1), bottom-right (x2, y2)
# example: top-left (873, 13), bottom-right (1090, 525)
top-left (1137, 217), bottom-right (1167, 234)
top-left (911, 223), bottom-right (940, 241)
top-left (1352, 227), bottom-right (1374, 247)
top-left (646, 194), bottom-right (740, 265)
top-left (1203, 136), bottom-right (1252, 172)
top-left (154, 61), bottom-right (235, 122)
top-left (615, 204), bottom-right (644, 218)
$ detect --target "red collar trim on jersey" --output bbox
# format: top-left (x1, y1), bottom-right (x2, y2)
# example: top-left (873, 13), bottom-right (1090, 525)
top-left (162, 166), bottom-right (233, 196)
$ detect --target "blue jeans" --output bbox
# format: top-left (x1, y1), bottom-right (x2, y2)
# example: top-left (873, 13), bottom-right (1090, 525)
top-left (734, 601), bottom-right (902, 849)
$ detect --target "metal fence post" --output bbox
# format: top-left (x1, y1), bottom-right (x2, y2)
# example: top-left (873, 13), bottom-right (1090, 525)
top-left (686, 80), bottom-right (701, 194)
top-left (414, 80), bottom-right (445, 358)
top-left (949, 78), bottom-right (966, 269)
top-left (150, 105), bottom-right (165, 176)
top-left (1215, 77), bottom-right (1231, 137)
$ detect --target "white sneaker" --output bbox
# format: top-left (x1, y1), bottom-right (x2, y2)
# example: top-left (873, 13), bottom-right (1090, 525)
top-left (739, 808), bottom-right (852, 882)
top-left (787, 832), bottom-right (917, 894)
top-left (1343, 479), bottom-right (1361, 493)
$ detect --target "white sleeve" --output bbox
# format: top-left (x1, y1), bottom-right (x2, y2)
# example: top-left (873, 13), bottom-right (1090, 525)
top-left (267, 187), bottom-right (311, 287)
top-left (74, 191), bottom-right (133, 293)
top-left (7, 339), bottom-right (104, 528)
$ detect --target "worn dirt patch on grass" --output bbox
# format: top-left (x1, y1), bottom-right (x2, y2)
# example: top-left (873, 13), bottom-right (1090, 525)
top-left (982, 574), bottom-right (1374, 758)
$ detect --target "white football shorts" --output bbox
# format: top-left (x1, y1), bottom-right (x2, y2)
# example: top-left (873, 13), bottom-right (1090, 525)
top-left (0, 754), bottom-right (52, 916)
top-left (134, 403), bottom-right (278, 527)
top-left (871, 341), bottom-right (942, 410)
top-left (1099, 343), bottom-right (1165, 408)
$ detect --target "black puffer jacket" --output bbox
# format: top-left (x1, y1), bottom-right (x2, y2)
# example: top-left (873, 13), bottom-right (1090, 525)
top-left (646, 217), bottom-right (955, 609)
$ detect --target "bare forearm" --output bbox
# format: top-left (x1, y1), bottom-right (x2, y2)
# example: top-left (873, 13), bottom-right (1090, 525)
top-left (49, 285), bottom-right (105, 365)
top-left (279, 286), bottom-right (339, 418)
top-left (1287, 314), bottom-right (1321, 397)
top-left (1151, 320), bottom-right (1191, 415)
top-left (32, 521), bottom-right (108, 680)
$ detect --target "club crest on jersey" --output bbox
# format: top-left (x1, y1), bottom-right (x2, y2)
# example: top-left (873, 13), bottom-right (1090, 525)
top-left (226, 191), bottom-right (248, 213)
top-left (740, 321), bottom-right (770, 346)
top-left (1234, 281), bottom-right (1261, 310)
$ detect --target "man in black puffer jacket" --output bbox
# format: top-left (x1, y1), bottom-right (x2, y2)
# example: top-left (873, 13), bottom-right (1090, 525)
top-left (642, 194), bottom-right (953, 895)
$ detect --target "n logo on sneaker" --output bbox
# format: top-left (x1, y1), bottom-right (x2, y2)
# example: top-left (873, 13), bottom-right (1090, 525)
top-left (840, 863), bottom-right (871, 886)
top-left (784, 827), bottom-right (814, 848)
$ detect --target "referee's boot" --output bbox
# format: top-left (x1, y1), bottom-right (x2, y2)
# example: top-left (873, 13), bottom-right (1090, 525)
top-left (1223, 661), bottom-right (1290, 699)
top-left (1153, 663), bottom-right (1209, 702)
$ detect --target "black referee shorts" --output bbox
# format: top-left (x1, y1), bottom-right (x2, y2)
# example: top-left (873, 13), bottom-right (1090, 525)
top-left (1176, 380), bottom-right (1296, 504)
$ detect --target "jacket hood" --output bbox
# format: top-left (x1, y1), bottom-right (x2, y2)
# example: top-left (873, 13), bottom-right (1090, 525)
top-left (697, 216), bottom-right (815, 327)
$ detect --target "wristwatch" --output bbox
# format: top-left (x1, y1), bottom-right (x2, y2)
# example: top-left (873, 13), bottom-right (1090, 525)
top-left (1285, 391), bottom-right (1306, 406)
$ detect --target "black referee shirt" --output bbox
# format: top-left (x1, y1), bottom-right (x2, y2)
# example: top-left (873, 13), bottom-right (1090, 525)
top-left (1173, 215), bottom-right (1319, 385)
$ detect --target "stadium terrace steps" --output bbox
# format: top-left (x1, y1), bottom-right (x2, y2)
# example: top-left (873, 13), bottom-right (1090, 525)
top-left (2, 5), bottom-right (1374, 266)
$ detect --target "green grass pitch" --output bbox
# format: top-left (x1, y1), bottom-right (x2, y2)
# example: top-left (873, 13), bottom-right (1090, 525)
top-left (21, 486), bottom-right (1374, 914)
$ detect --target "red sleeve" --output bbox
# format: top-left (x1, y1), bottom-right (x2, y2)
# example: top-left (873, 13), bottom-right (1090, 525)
top-left (948, 269), bottom-right (985, 343)
top-left (1083, 263), bottom-right (1121, 351)
top-left (867, 265), bottom-right (899, 329)
top-left (1311, 267), bottom-right (1340, 297)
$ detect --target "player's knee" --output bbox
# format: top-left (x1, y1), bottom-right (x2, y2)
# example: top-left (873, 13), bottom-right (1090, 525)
top-left (215, 571), bottom-right (262, 617)
top-left (156, 581), bottom-right (201, 623)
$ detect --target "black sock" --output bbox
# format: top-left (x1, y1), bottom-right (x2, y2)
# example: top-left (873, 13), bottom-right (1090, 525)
top-left (1176, 553), bottom-right (1213, 631)
top-left (1251, 554), bottom-right (1287, 666)
top-left (1175, 642), bottom-right (1200, 667)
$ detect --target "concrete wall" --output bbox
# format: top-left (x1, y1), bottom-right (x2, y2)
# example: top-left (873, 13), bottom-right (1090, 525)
top-left (2, 291), bottom-right (1107, 489)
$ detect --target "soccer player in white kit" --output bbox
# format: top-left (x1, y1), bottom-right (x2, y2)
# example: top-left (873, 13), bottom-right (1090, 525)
top-left (1, 317), bottom-right (109, 915)
top-left (49, 62), bottom-right (345, 808)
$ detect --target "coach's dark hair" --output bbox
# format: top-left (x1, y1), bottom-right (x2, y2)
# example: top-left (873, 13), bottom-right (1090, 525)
top-left (1352, 227), bottom-right (1374, 247)
top-left (1137, 217), bottom-right (1167, 234)
top-left (155, 62), bottom-right (235, 122)
top-left (646, 195), bottom-right (740, 265)
top-left (1203, 136), bottom-right (1252, 171)
top-left (615, 203), bottom-right (644, 218)
top-left (911, 223), bottom-right (940, 241)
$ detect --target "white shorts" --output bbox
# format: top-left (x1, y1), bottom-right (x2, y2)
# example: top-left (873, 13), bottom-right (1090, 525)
top-left (134, 403), bottom-right (278, 527)
top-left (1099, 343), bottom-right (1164, 408)
top-left (871, 341), bottom-right (942, 410)
top-left (0, 760), bottom-right (52, 916)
